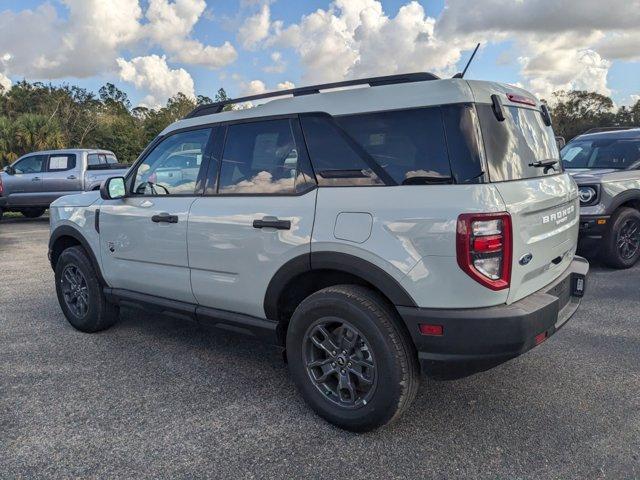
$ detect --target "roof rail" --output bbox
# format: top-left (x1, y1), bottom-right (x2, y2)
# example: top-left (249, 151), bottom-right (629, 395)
top-left (184, 72), bottom-right (440, 119)
top-left (583, 126), bottom-right (639, 134)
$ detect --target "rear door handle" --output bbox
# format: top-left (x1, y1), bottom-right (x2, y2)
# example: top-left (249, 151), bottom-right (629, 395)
top-left (32, 177), bottom-right (41, 181)
top-left (151, 213), bottom-right (179, 224)
top-left (253, 217), bottom-right (291, 230)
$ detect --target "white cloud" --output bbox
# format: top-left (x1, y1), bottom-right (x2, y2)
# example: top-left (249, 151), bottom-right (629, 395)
top-left (0, 1), bottom-right (142, 79)
top-left (238, 4), bottom-right (271, 50)
top-left (263, 51), bottom-right (286, 73)
top-left (238, 78), bottom-right (295, 97)
top-left (631, 95), bottom-right (640, 105)
top-left (0, 0), bottom-right (235, 83)
top-left (117, 55), bottom-right (195, 108)
top-left (271, 0), bottom-right (638, 98)
top-left (144, 0), bottom-right (237, 68)
top-left (0, 72), bottom-right (11, 92)
top-left (277, 81), bottom-right (295, 90)
top-left (435, 0), bottom-right (640, 97)
top-left (270, 0), bottom-right (468, 83)
top-left (240, 79), bottom-right (267, 96)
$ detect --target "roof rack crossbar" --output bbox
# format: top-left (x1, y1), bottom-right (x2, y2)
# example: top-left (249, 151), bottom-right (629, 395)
top-left (184, 72), bottom-right (440, 119)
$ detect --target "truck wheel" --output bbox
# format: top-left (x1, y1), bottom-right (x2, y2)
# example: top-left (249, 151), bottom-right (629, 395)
top-left (602, 207), bottom-right (640, 269)
top-left (21, 208), bottom-right (46, 218)
top-left (55, 246), bottom-right (119, 332)
top-left (286, 285), bottom-right (420, 432)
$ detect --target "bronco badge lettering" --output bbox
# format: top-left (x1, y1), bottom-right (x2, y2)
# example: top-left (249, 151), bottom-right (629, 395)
top-left (542, 205), bottom-right (575, 225)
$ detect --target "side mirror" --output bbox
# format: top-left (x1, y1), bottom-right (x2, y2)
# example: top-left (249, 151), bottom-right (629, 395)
top-left (4, 165), bottom-right (15, 175)
top-left (100, 176), bottom-right (126, 200)
top-left (555, 136), bottom-right (566, 150)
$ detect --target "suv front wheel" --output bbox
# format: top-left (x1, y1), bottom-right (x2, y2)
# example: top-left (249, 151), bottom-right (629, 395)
top-left (286, 285), bottom-right (420, 432)
top-left (55, 246), bottom-right (120, 332)
top-left (602, 207), bottom-right (640, 269)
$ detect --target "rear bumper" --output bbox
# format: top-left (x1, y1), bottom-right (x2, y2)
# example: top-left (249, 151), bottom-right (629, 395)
top-left (397, 256), bottom-right (589, 379)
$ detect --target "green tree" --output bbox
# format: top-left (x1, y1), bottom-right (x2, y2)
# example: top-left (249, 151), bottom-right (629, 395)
top-left (0, 116), bottom-right (18, 166)
top-left (14, 114), bottom-right (64, 152)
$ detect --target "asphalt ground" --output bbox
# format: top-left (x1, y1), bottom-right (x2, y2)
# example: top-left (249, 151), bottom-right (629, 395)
top-left (1, 216), bottom-right (639, 479)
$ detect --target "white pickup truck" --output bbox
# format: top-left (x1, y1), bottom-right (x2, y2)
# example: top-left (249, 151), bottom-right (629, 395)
top-left (0, 149), bottom-right (128, 220)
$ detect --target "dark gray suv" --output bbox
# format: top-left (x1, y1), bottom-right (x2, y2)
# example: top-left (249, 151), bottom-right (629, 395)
top-left (562, 128), bottom-right (640, 268)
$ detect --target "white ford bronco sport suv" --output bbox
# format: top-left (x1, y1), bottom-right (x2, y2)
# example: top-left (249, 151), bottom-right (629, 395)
top-left (49, 73), bottom-right (588, 432)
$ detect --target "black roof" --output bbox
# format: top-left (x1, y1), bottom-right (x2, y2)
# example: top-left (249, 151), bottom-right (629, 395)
top-left (184, 72), bottom-right (440, 119)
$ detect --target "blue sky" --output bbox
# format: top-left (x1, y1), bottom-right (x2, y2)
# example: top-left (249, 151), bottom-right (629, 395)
top-left (0, 0), bottom-right (638, 107)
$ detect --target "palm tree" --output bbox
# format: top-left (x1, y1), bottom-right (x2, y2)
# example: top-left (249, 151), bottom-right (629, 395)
top-left (0, 116), bottom-right (18, 167)
top-left (14, 114), bottom-right (65, 153)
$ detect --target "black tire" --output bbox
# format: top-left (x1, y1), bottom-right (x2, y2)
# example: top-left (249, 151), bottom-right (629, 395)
top-left (55, 246), bottom-right (119, 332)
top-left (21, 207), bottom-right (46, 218)
top-left (601, 207), bottom-right (640, 269)
top-left (286, 285), bottom-right (420, 432)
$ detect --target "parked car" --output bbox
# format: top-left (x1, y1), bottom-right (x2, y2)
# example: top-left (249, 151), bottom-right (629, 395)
top-left (48, 73), bottom-right (588, 432)
top-left (561, 128), bottom-right (640, 268)
top-left (0, 149), bottom-right (127, 221)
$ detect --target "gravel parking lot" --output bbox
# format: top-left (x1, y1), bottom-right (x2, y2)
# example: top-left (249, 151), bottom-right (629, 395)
top-left (1, 216), bottom-right (639, 479)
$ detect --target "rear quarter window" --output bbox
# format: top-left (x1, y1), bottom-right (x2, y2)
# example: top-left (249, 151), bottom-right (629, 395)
top-left (335, 108), bottom-right (452, 185)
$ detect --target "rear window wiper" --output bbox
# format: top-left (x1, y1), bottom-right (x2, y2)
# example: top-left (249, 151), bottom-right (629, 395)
top-left (529, 159), bottom-right (558, 168)
top-left (529, 159), bottom-right (558, 173)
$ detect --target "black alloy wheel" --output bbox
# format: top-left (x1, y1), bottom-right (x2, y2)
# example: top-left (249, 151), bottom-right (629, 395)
top-left (616, 218), bottom-right (640, 261)
top-left (60, 264), bottom-right (90, 318)
top-left (303, 318), bottom-right (377, 408)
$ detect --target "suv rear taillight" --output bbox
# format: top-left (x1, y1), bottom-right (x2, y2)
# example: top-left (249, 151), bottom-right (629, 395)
top-left (456, 212), bottom-right (512, 291)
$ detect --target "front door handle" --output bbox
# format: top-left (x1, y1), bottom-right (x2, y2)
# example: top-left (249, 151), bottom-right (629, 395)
top-left (151, 212), bottom-right (179, 224)
top-left (67, 175), bottom-right (77, 180)
top-left (253, 217), bottom-right (291, 230)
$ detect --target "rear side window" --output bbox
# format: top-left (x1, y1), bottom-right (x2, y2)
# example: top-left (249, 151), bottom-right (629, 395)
top-left (219, 119), bottom-right (302, 194)
top-left (300, 115), bottom-right (384, 186)
top-left (477, 104), bottom-right (560, 182)
top-left (88, 153), bottom-right (119, 167)
top-left (48, 154), bottom-right (76, 171)
top-left (336, 108), bottom-right (452, 185)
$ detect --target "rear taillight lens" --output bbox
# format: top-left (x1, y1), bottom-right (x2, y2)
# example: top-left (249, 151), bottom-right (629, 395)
top-left (0, 174), bottom-right (3, 195)
top-left (456, 212), bottom-right (512, 290)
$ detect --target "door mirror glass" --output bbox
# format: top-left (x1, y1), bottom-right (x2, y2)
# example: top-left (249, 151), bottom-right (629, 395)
top-left (101, 176), bottom-right (126, 200)
top-left (3, 165), bottom-right (15, 175)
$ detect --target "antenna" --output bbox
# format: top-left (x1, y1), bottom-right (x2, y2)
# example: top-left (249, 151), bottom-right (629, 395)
top-left (453, 43), bottom-right (480, 79)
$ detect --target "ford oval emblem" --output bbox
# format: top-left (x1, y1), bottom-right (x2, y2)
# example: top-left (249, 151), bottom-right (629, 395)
top-left (519, 253), bottom-right (533, 266)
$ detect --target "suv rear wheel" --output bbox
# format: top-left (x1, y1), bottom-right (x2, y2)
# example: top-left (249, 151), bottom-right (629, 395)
top-left (602, 207), bottom-right (640, 269)
top-left (286, 285), bottom-right (419, 432)
top-left (55, 246), bottom-right (119, 332)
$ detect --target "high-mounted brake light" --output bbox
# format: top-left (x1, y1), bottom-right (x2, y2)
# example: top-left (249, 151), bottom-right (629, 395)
top-left (456, 212), bottom-right (512, 290)
top-left (506, 93), bottom-right (536, 107)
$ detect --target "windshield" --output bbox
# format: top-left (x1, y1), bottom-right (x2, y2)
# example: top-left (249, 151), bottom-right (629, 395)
top-left (561, 138), bottom-right (640, 169)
